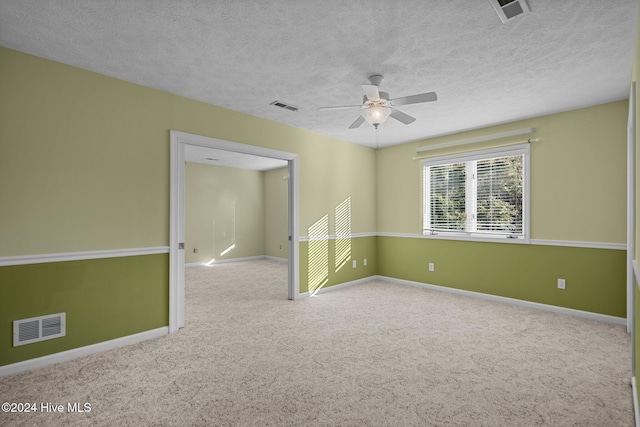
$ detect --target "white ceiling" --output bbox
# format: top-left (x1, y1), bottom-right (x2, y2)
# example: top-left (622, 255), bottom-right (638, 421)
top-left (0, 0), bottom-right (637, 148)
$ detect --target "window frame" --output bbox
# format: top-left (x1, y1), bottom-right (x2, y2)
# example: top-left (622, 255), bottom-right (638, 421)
top-left (422, 143), bottom-right (530, 243)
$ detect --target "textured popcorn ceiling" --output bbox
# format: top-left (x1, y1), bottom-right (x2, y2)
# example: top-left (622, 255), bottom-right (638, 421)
top-left (0, 0), bottom-right (637, 148)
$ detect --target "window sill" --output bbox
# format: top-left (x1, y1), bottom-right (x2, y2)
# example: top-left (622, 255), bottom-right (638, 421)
top-left (421, 232), bottom-right (530, 245)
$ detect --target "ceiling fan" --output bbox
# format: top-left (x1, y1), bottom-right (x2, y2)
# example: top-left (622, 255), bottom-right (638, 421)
top-left (319, 74), bottom-right (437, 129)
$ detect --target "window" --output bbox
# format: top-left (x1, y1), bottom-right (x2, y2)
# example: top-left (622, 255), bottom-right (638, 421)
top-left (422, 144), bottom-right (529, 241)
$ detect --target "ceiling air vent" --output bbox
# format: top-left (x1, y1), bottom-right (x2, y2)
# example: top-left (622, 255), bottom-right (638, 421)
top-left (270, 100), bottom-right (299, 112)
top-left (489, 0), bottom-right (530, 23)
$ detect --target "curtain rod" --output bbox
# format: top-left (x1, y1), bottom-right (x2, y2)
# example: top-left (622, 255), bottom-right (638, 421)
top-left (415, 127), bottom-right (536, 153)
top-left (413, 138), bottom-right (538, 161)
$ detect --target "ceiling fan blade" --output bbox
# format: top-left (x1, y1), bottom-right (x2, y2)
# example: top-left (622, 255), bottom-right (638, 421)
top-left (390, 108), bottom-right (416, 125)
top-left (391, 92), bottom-right (438, 106)
top-left (348, 115), bottom-right (365, 129)
top-left (319, 105), bottom-right (362, 111)
top-left (361, 84), bottom-right (380, 101)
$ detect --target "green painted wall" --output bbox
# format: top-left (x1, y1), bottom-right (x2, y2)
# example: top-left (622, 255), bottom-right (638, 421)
top-left (375, 98), bottom-right (628, 323)
top-left (378, 236), bottom-right (626, 317)
top-left (0, 49), bottom-right (171, 256)
top-left (299, 236), bottom-right (377, 294)
top-left (185, 164), bottom-right (290, 263)
top-left (0, 254), bottom-right (168, 366)
top-left (185, 163), bottom-right (266, 264)
top-left (0, 47), bottom-right (377, 366)
top-left (0, 37), bottom-right (633, 370)
top-left (0, 47), bottom-right (377, 257)
top-left (264, 167), bottom-right (289, 260)
top-left (377, 101), bottom-right (627, 243)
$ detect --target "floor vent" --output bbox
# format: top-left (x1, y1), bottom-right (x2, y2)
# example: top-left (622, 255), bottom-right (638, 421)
top-left (489, 0), bottom-right (530, 23)
top-left (270, 100), bottom-right (299, 112)
top-left (13, 313), bottom-right (66, 347)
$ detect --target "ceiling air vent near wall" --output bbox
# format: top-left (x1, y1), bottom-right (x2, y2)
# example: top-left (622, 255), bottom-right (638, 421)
top-left (13, 312), bottom-right (66, 347)
top-left (270, 100), bottom-right (299, 112)
top-left (489, 0), bottom-right (530, 23)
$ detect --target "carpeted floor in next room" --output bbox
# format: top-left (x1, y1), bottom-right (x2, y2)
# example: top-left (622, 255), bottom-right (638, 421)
top-left (0, 259), bottom-right (634, 426)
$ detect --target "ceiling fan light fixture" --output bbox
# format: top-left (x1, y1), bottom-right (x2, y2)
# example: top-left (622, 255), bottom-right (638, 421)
top-left (319, 74), bottom-right (437, 131)
top-left (363, 105), bottom-right (391, 127)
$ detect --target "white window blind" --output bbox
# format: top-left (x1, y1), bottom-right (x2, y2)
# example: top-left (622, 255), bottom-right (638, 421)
top-left (476, 155), bottom-right (523, 234)
top-left (423, 144), bottom-right (529, 241)
top-left (424, 162), bottom-right (466, 231)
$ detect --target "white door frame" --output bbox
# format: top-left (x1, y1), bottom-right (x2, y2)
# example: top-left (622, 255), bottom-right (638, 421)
top-left (169, 130), bottom-right (300, 332)
top-left (628, 82), bottom-right (636, 336)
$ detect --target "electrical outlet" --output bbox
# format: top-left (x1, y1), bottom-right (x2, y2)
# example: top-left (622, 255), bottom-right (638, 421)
top-left (193, 248), bottom-right (198, 253)
top-left (364, 258), bottom-right (367, 266)
top-left (429, 263), bottom-right (434, 272)
top-left (352, 260), bottom-right (357, 268)
top-left (557, 278), bottom-right (566, 290)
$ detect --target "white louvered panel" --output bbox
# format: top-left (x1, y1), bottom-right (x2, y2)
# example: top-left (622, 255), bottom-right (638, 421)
top-left (42, 316), bottom-right (62, 337)
top-left (18, 320), bottom-right (39, 343)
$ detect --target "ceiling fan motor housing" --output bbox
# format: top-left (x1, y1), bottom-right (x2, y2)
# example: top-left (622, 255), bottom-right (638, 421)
top-left (368, 74), bottom-right (384, 86)
top-left (362, 91), bottom-right (390, 106)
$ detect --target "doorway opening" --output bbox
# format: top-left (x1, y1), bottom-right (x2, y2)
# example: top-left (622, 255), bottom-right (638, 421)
top-left (169, 131), bottom-right (299, 332)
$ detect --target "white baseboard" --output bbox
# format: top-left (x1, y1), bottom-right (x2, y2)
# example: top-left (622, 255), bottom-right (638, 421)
top-left (3, 272), bottom-right (624, 378)
top-left (299, 276), bottom-right (374, 298)
top-left (0, 327), bottom-right (168, 378)
top-left (185, 255), bottom-right (266, 267)
top-left (264, 256), bottom-right (288, 263)
top-left (376, 276), bottom-right (627, 326)
top-left (209, 255), bottom-right (266, 264)
top-left (634, 376), bottom-right (640, 427)
top-left (298, 274), bottom-right (625, 325)
top-left (185, 262), bottom-right (206, 267)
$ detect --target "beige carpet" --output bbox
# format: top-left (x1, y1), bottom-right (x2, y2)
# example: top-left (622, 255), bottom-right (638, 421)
top-left (0, 259), bottom-right (634, 426)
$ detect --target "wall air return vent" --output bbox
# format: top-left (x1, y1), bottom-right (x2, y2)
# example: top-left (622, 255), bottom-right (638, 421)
top-left (489, 0), bottom-right (530, 23)
top-left (270, 100), bottom-right (299, 112)
top-left (13, 312), bottom-right (66, 346)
